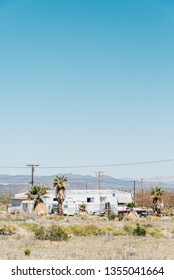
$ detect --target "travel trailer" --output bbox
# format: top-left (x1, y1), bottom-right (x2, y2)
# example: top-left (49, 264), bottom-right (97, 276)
top-left (9, 189), bottom-right (133, 215)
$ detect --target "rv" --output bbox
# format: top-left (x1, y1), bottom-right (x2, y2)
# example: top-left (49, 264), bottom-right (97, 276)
top-left (9, 189), bottom-right (133, 215)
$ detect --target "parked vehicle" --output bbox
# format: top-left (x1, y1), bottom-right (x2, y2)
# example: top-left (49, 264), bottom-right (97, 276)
top-left (117, 207), bottom-right (153, 217)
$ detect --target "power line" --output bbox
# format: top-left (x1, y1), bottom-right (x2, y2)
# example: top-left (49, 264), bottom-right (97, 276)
top-left (0, 158), bottom-right (174, 170)
top-left (36, 158), bottom-right (174, 168)
top-left (0, 166), bottom-right (28, 169)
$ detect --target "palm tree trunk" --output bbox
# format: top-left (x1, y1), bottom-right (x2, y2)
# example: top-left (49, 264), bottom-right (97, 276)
top-left (58, 201), bottom-right (63, 216)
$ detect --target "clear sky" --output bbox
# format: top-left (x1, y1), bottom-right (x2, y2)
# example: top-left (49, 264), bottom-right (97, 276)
top-left (0, 0), bottom-right (174, 179)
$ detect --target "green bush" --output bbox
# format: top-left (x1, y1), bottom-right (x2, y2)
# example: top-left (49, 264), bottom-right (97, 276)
top-left (18, 222), bottom-right (39, 232)
top-left (34, 224), bottom-right (70, 241)
top-left (126, 202), bottom-right (136, 208)
top-left (146, 227), bottom-right (163, 238)
top-left (24, 248), bottom-right (31, 256)
top-left (133, 223), bottom-right (146, 236)
top-left (118, 215), bottom-right (124, 221)
top-left (123, 224), bottom-right (135, 235)
top-left (69, 225), bottom-right (86, 236)
top-left (84, 224), bottom-right (102, 235)
top-left (107, 212), bottom-right (117, 221)
top-left (0, 224), bottom-right (18, 235)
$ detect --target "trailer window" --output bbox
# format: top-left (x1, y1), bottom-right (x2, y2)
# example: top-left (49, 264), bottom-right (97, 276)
top-left (117, 202), bottom-right (124, 206)
top-left (87, 197), bottom-right (94, 203)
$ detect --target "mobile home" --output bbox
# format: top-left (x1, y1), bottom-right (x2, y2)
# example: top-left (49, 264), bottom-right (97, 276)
top-left (10, 189), bottom-right (132, 215)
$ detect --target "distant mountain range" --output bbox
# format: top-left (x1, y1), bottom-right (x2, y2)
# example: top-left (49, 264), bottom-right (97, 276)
top-left (0, 173), bottom-right (174, 194)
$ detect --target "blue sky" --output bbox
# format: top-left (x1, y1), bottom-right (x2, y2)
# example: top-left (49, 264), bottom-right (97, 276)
top-left (0, 0), bottom-right (174, 179)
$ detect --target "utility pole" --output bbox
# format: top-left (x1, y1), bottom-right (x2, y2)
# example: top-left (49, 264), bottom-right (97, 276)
top-left (133, 180), bottom-right (136, 203)
top-left (140, 178), bottom-right (143, 192)
top-left (6, 192), bottom-right (9, 212)
top-left (140, 178), bottom-right (143, 206)
top-left (96, 171), bottom-right (104, 191)
top-left (26, 164), bottom-right (39, 186)
top-left (96, 171), bottom-right (104, 214)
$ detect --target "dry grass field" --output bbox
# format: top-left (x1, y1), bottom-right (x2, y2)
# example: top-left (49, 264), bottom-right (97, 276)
top-left (0, 212), bottom-right (174, 260)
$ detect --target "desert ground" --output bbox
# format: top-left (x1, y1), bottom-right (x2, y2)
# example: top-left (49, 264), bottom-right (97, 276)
top-left (0, 212), bottom-right (174, 260)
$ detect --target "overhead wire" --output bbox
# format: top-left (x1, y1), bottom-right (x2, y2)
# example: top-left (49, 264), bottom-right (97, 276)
top-left (0, 158), bottom-right (174, 169)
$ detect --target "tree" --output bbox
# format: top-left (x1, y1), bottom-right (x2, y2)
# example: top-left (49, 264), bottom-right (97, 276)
top-left (52, 175), bottom-right (69, 216)
top-left (26, 185), bottom-right (47, 209)
top-left (151, 186), bottom-right (164, 214)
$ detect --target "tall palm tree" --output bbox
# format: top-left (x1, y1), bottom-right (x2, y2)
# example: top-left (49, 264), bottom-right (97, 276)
top-left (26, 185), bottom-right (47, 209)
top-left (151, 186), bottom-right (164, 214)
top-left (52, 175), bottom-right (68, 216)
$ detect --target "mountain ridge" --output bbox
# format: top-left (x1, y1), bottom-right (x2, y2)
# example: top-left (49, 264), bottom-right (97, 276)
top-left (0, 174), bottom-right (174, 194)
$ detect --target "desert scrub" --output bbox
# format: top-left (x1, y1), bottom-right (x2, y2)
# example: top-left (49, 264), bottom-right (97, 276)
top-left (33, 224), bottom-right (70, 241)
top-left (146, 226), bottom-right (163, 238)
top-left (69, 225), bottom-right (86, 236)
top-left (107, 212), bottom-right (117, 221)
top-left (24, 248), bottom-right (31, 256)
top-left (118, 215), bottom-right (124, 221)
top-left (47, 215), bottom-right (65, 221)
top-left (57, 225), bottom-right (103, 237)
top-left (101, 226), bottom-right (124, 236)
top-left (0, 223), bottom-right (18, 235)
top-left (84, 224), bottom-right (103, 235)
top-left (17, 222), bottom-right (39, 232)
top-left (123, 224), bottom-right (135, 235)
top-left (133, 224), bottom-right (146, 237)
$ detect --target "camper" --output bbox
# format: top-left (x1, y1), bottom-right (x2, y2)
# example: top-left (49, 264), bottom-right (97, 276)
top-left (56, 189), bottom-right (132, 215)
top-left (10, 189), bottom-right (133, 215)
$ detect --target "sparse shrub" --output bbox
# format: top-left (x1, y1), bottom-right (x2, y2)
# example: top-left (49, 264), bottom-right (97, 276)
top-left (123, 224), bottom-right (135, 235)
top-left (0, 224), bottom-right (18, 235)
top-left (113, 227), bottom-right (125, 236)
top-left (127, 202), bottom-right (136, 209)
top-left (79, 203), bottom-right (87, 211)
top-left (34, 224), bottom-right (70, 241)
top-left (18, 222), bottom-right (39, 232)
top-left (47, 215), bottom-right (65, 221)
top-left (118, 215), bottom-right (124, 221)
top-left (84, 224), bottom-right (102, 235)
top-left (0, 205), bottom-right (6, 211)
top-left (33, 225), bottom-right (46, 240)
top-left (70, 225), bottom-right (86, 236)
top-left (107, 212), bottom-right (117, 221)
top-left (146, 227), bottom-right (163, 238)
top-left (80, 215), bottom-right (89, 220)
top-left (47, 224), bottom-right (70, 241)
top-left (24, 248), bottom-right (31, 256)
top-left (133, 223), bottom-right (146, 237)
top-left (101, 225), bottom-right (115, 234)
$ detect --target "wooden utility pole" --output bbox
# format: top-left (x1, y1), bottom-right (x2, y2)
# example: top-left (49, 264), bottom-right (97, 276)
top-left (96, 171), bottom-right (104, 213)
top-left (140, 178), bottom-right (143, 192)
top-left (6, 192), bottom-right (9, 212)
top-left (26, 164), bottom-right (39, 186)
top-left (133, 180), bottom-right (136, 203)
top-left (96, 171), bottom-right (104, 191)
top-left (140, 178), bottom-right (143, 205)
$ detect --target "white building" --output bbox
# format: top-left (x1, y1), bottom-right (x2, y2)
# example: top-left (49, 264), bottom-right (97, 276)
top-left (10, 189), bottom-right (132, 215)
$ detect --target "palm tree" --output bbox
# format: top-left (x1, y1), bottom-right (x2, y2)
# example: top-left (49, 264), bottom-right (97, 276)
top-left (26, 185), bottom-right (47, 209)
top-left (151, 186), bottom-right (164, 214)
top-left (52, 175), bottom-right (69, 216)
